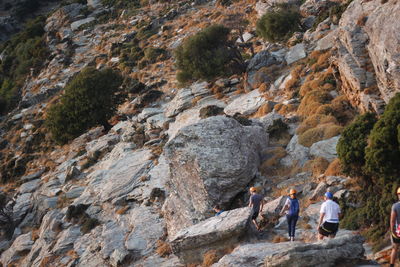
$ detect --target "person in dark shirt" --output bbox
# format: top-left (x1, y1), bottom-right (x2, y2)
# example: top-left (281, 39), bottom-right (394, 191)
top-left (213, 204), bottom-right (224, 216)
top-left (249, 187), bottom-right (264, 231)
top-left (390, 187), bottom-right (400, 267)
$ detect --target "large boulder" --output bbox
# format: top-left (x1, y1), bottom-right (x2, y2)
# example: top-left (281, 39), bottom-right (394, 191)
top-left (335, 0), bottom-right (400, 113)
top-left (214, 232), bottom-right (365, 267)
top-left (170, 207), bottom-right (253, 264)
top-left (309, 136), bottom-right (339, 161)
top-left (163, 116), bottom-right (268, 236)
top-left (264, 232), bottom-right (365, 266)
top-left (224, 89), bottom-right (270, 116)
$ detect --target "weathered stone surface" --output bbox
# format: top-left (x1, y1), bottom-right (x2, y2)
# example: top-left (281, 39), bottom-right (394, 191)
top-left (309, 136), bottom-right (339, 161)
top-left (261, 196), bottom-right (286, 220)
top-left (124, 206), bottom-right (165, 256)
top-left (281, 135), bottom-right (310, 167)
top-left (13, 193), bottom-right (32, 222)
top-left (71, 17), bottom-right (95, 31)
top-left (84, 144), bottom-right (153, 203)
top-left (224, 89), bottom-right (268, 116)
top-left (247, 50), bottom-right (279, 88)
top-left (53, 226), bottom-right (81, 254)
top-left (0, 233), bottom-right (34, 266)
top-left (85, 133), bottom-right (120, 158)
top-left (255, 0), bottom-right (301, 18)
top-left (263, 232), bottom-right (365, 267)
top-left (285, 43), bottom-right (306, 65)
top-left (165, 82), bottom-right (209, 117)
top-left (136, 254), bottom-right (183, 267)
top-left (19, 179), bottom-right (40, 194)
top-left (138, 107), bottom-right (164, 122)
top-left (315, 28), bottom-right (338, 51)
top-left (163, 116), bottom-right (267, 236)
top-left (300, 0), bottom-right (336, 17)
top-left (309, 182), bottom-right (328, 201)
top-left (335, 0), bottom-right (400, 113)
top-left (101, 221), bottom-right (128, 259)
top-left (255, 111), bottom-right (285, 132)
top-left (170, 207), bottom-right (252, 264)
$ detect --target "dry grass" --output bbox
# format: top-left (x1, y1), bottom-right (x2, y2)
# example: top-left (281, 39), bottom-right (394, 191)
top-left (116, 206), bottom-right (130, 215)
top-left (252, 103), bottom-right (273, 118)
top-left (272, 235), bottom-right (289, 243)
top-left (202, 250), bottom-right (219, 267)
top-left (156, 240), bottom-right (172, 257)
top-left (297, 90), bottom-right (333, 117)
top-left (296, 114), bottom-right (338, 135)
top-left (324, 158), bottom-right (343, 176)
top-left (298, 123), bottom-right (343, 147)
top-left (39, 256), bottom-right (57, 267)
top-left (260, 147), bottom-right (287, 171)
top-left (31, 228), bottom-right (40, 241)
top-left (274, 103), bottom-right (298, 115)
top-left (303, 157), bottom-right (330, 177)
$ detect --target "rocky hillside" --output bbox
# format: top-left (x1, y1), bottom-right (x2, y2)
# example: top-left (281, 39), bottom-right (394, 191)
top-left (0, 0), bottom-right (399, 266)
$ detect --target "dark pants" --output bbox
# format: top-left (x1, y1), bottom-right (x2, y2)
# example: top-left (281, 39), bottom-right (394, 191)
top-left (286, 214), bottom-right (299, 237)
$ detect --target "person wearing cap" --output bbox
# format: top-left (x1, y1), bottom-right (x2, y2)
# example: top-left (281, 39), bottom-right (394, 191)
top-left (249, 187), bottom-right (264, 231)
top-left (213, 204), bottom-right (224, 216)
top-left (280, 189), bottom-right (300, 241)
top-left (389, 187), bottom-right (400, 267)
top-left (317, 191), bottom-right (341, 240)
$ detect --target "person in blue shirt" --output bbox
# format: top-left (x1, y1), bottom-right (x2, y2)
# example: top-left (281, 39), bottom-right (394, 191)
top-left (280, 189), bottom-right (300, 241)
top-left (214, 204), bottom-right (224, 216)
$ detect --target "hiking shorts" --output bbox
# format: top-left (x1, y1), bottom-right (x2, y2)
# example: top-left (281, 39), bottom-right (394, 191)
top-left (391, 233), bottom-right (400, 244)
top-left (252, 211), bottom-right (259, 220)
top-left (319, 221), bottom-right (339, 237)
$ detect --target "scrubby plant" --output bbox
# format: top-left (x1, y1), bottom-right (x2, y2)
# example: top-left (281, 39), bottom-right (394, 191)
top-left (337, 113), bottom-right (377, 176)
top-left (297, 90), bottom-right (333, 117)
top-left (175, 24), bottom-right (244, 84)
top-left (256, 4), bottom-right (301, 43)
top-left (0, 16), bottom-right (49, 114)
top-left (298, 123), bottom-right (342, 147)
top-left (46, 67), bottom-right (123, 144)
top-left (297, 114), bottom-right (338, 135)
top-left (267, 119), bottom-right (289, 139)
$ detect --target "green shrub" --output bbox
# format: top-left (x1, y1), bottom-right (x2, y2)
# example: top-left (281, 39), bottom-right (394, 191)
top-left (337, 113), bottom-right (377, 176)
top-left (365, 93), bottom-right (400, 177)
top-left (175, 24), bottom-right (244, 84)
top-left (256, 5), bottom-right (301, 43)
top-left (0, 16), bottom-right (48, 115)
top-left (46, 67), bottom-right (123, 144)
top-left (267, 119), bottom-right (288, 139)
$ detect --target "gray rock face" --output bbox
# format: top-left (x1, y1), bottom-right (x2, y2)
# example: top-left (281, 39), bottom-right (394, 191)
top-left (264, 232), bottom-right (365, 267)
top-left (261, 196), bottom-right (286, 220)
top-left (163, 116), bottom-right (267, 236)
top-left (247, 50), bottom-right (279, 88)
top-left (281, 135), bottom-right (310, 167)
top-left (336, 0), bottom-right (400, 113)
top-left (214, 232), bottom-right (365, 267)
top-left (309, 136), bottom-right (339, 161)
top-left (170, 207), bottom-right (252, 264)
top-left (13, 193), bottom-right (32, 222)
top-left (71, 17), bottom-right (95, 31)
top-left (0, 233), bottom-right (34, 266)
top-left (285, 43), bottom-right (306, 65)
top-left (224, 89), bottom-right (268, 116)
top-left (53, 226), bottom-right (82, 254)
top-left (165, 82), bottom-right (209, 118)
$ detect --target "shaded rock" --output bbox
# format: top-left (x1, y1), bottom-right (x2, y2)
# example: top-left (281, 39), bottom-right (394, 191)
top-left (261, 196), bottom-right (286, 220)
top-left (264, 232), bottom-right (365, 267)
top-left (163, 116), bottom-right (267, 236)
top-left (285, 43), bottom-right (306, 65)
top-left (85, 133), bottom-right (120, 159)
top-left (199, 105), bottom-right (225, 119)
top-left (138, 108), bottom-right (164, 122)
top-left (13, 193), bottom-right (32, 222)
top-left (65, 186), bottom-right (85, 199)
top-left (19, 179), bottom-right (40, 194)
top-left (101, 221), bottom-right (127, 259)
top-left (255, 111), bottom-right (285, 131)
top-left (20, 168), bottom-right (46, 183)
top-left (247, 51), bottom-right (279, 88)
top-left (309, 136), bottom-right (339, 161)
top-left (315, 28), bottom-right (338, 51)
top-left (224, 89), bottom-right (268, 116)
top-left (0, 233), bottom-right (34, 266)
top-left (170, 207), bottom-right (252, 264)
top-left (309, 182), bottom-right (328, 201)
top-left (53, 226), bottom-right (81, 254)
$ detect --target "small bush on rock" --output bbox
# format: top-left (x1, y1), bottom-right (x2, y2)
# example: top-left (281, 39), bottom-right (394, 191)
top-left (298, 123), bottom-right (342, 147)
top-left (256, 5), bottom-right (301, 43)
top-left (175, 25), bottom-right (244, 84)
top-left (46, 67), bottom-right (123, 144)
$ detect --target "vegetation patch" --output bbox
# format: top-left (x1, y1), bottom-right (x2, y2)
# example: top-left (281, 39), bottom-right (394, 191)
top-left (46, 67), bottom-right (123, 145)
top-left (256, 4), bottom-right (301, 43)
top-left (298, 123), bottom-right (342, 147)
top-left (0, 16), bottom-right (49, 114)
top-left (175, 24), bottom-right (244, 84)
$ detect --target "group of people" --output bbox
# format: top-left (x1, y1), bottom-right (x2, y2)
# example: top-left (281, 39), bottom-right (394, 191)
top-left (248, 187), bottom-right (340, 241)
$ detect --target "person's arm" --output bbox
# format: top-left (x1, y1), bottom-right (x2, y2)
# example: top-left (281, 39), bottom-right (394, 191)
top-left (317, 212), bottom-right (325, 230)
top-left (390, 209), bottom-right (396, 233)
top-left (260, 199), bottom-right (265, 213)
top-left (280, 203), bottom-right (289, 216)
top-left (248, 196), bottom-right (253, 208)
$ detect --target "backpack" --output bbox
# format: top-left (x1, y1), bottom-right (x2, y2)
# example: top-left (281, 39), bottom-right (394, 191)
top-left (288, 197), bottom-right (299, 216)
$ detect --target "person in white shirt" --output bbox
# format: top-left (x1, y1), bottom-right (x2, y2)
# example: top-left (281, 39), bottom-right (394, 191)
top-left (317, 191), bottom-right (340, 240)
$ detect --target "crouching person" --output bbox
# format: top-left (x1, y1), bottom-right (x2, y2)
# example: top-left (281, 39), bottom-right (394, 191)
top-left (317, 192), bottom-right (340, 240)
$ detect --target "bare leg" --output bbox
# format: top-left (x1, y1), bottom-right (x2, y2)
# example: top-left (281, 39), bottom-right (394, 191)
top-left (318, 233), bottom-right (324, 240)
top-left (252, 219), bottom-right (259, 231)
top-left (390, 243), bottom-right (399, 265)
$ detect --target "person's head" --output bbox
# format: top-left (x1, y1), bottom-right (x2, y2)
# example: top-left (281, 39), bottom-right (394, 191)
top-left (397, 187), bottom-right (400, 200)
top-left (250, 187), bottom-right (257, 194)
top-left (213, 205), bottom-right (221, 212)
top-left (289, 189), bottom-right (297, 199)
top-left (324, 191), bottom-right (333, 200)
